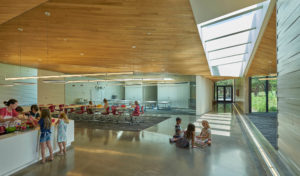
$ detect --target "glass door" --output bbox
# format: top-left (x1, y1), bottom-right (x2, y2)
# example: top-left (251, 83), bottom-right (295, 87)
top-left (217, 86), bottom-right (225, 101)
top-left (225, 86), bottom-right (232, 102)
top-left (217, 86), bottom-right (233, 102)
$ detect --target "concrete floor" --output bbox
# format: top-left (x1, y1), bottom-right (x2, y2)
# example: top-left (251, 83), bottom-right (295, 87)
top-left (13, 104), bottom-right (267, 176)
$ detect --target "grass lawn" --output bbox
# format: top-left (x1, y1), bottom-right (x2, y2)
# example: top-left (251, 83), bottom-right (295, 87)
top-left (251, 91), bottom-right (277, 112)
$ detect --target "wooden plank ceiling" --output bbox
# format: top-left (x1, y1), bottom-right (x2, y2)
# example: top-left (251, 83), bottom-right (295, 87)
top-left (247, 7), bottom-right (277, 77)
top-left (0, 0), bottom-right (276, 81)
top-left (0, 0), bottom-right (47, 24)
top-left (0, 0), bottom-right (212, 77)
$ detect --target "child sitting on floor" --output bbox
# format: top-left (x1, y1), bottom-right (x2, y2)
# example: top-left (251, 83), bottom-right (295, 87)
top-left (196, 120), bottom-right (211, 147)
top-left (169, 117), bottom-right (182, 143)
top-left (175, 123), bottom-right (196, 148)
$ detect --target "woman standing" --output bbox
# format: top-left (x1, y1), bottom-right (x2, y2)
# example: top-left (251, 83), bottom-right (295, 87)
top-left (102, 99), bottom-right (109, 115)
top-left (132, 101), bottom-right (140, 116)
top-left (0, 99), bottom-right (19, 127)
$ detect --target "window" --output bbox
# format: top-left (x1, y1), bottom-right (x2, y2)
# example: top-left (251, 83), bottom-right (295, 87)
top-left (250, 76), bottom-right (277, 113)
top-left (197, 1), bottom-right (270, 77)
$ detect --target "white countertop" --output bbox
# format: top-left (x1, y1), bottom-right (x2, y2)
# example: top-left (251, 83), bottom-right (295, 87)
top-left (0, 120), bottom-right (74, 176)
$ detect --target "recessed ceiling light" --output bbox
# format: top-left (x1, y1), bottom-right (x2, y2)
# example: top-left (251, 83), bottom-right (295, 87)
top-left (147, 32), bottom-right (152, 35)
top-left (45, 11), bottom-right (51, 16)
top-left (17, 28), bottom-right (23, 32)
top-left (80, 53), bottom-right (84, 56)
top-left (132, 46), bottom-right (136, 49)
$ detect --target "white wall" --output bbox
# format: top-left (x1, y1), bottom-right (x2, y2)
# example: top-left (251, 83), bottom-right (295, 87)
top-left (196, 76), bottom-right (213, 115)
top-left (157, 83), bottom-right (190, 108)
top-left (37, 70), bottom-right (65, 105)
top-left (0, 63), bottom-right (37, 107)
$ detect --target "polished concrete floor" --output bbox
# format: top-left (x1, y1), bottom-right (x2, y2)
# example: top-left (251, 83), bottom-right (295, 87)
top-left (13, 104), bottom-right (267, 176)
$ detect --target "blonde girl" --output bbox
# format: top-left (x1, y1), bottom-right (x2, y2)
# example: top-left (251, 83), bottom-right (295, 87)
top-left (196, 120), bottom-right (212, 146)
top-left (56, 112), bottom-right (69, 155)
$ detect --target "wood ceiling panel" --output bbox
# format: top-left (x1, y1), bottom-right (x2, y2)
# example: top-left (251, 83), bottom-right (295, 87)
top-left (0, 0), bottom-right (211, 77)
top-left (247, 8), bottom-right (277, 77)
top-left (0, 0), bottom-right (47, 24)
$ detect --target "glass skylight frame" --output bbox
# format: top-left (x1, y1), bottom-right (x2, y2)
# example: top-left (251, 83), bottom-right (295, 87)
top-left (197, 0), bottom-right (271, 77)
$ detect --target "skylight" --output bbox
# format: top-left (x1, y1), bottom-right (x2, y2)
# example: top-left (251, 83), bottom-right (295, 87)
top-left (197, 0), bottom-right (270, 77)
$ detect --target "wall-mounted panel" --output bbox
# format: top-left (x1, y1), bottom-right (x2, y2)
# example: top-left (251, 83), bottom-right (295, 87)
top-left (277, 0), bottom-right (300, 173)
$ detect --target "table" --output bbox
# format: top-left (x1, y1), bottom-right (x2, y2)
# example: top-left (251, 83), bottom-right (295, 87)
top-left (143, 101), bottom-right (157, 110)
top-left (0, 119), bottom-right (75, 176)
top-left (157, 101), bottom-right (171, 110)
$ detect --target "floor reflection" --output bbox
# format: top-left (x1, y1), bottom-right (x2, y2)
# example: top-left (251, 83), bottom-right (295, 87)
top-left (13, 104), bottom-right (267, 176)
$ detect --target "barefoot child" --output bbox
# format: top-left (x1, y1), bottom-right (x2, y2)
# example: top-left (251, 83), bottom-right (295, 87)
top-left (196, 120), bottom-right (211, 147)
top-left (56, 112), bottom-right (69, 155)
top-left (30, 109), bottom-right (53, 163)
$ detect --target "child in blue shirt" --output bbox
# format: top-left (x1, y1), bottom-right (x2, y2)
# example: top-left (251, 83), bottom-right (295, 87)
top-left (31, 109), bottom-right (53, 163)
top-left (169, 117), bottom-right (182, 143)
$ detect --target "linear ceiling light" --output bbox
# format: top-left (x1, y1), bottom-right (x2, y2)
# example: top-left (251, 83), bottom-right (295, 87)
top-left (5, 72), bottom-right (134, 81)
top-left (0, 82), bottom-right (36, 87)
top-left (65, 78), bottom-right (174, 84)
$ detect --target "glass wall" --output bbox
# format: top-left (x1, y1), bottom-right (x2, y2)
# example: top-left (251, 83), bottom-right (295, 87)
top-left (250, 76), bottom-right (277, 113)
top-left (251, 77), bottom-right (267, 112)
top-left (268, 79), bottom-right (277, 112)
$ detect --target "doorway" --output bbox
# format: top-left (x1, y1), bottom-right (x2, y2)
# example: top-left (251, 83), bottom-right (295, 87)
top-left (217, 86), bottom-right (233, 102)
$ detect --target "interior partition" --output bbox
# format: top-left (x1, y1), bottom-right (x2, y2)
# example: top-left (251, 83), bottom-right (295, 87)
top-left (37, 70), bottom-right (65, 105)
top-left (157, 83), bottom-right (190, 108)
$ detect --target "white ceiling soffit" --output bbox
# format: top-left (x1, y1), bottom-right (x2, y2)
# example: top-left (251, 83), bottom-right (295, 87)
top-left (194, 0), bottom-right (271, 77)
